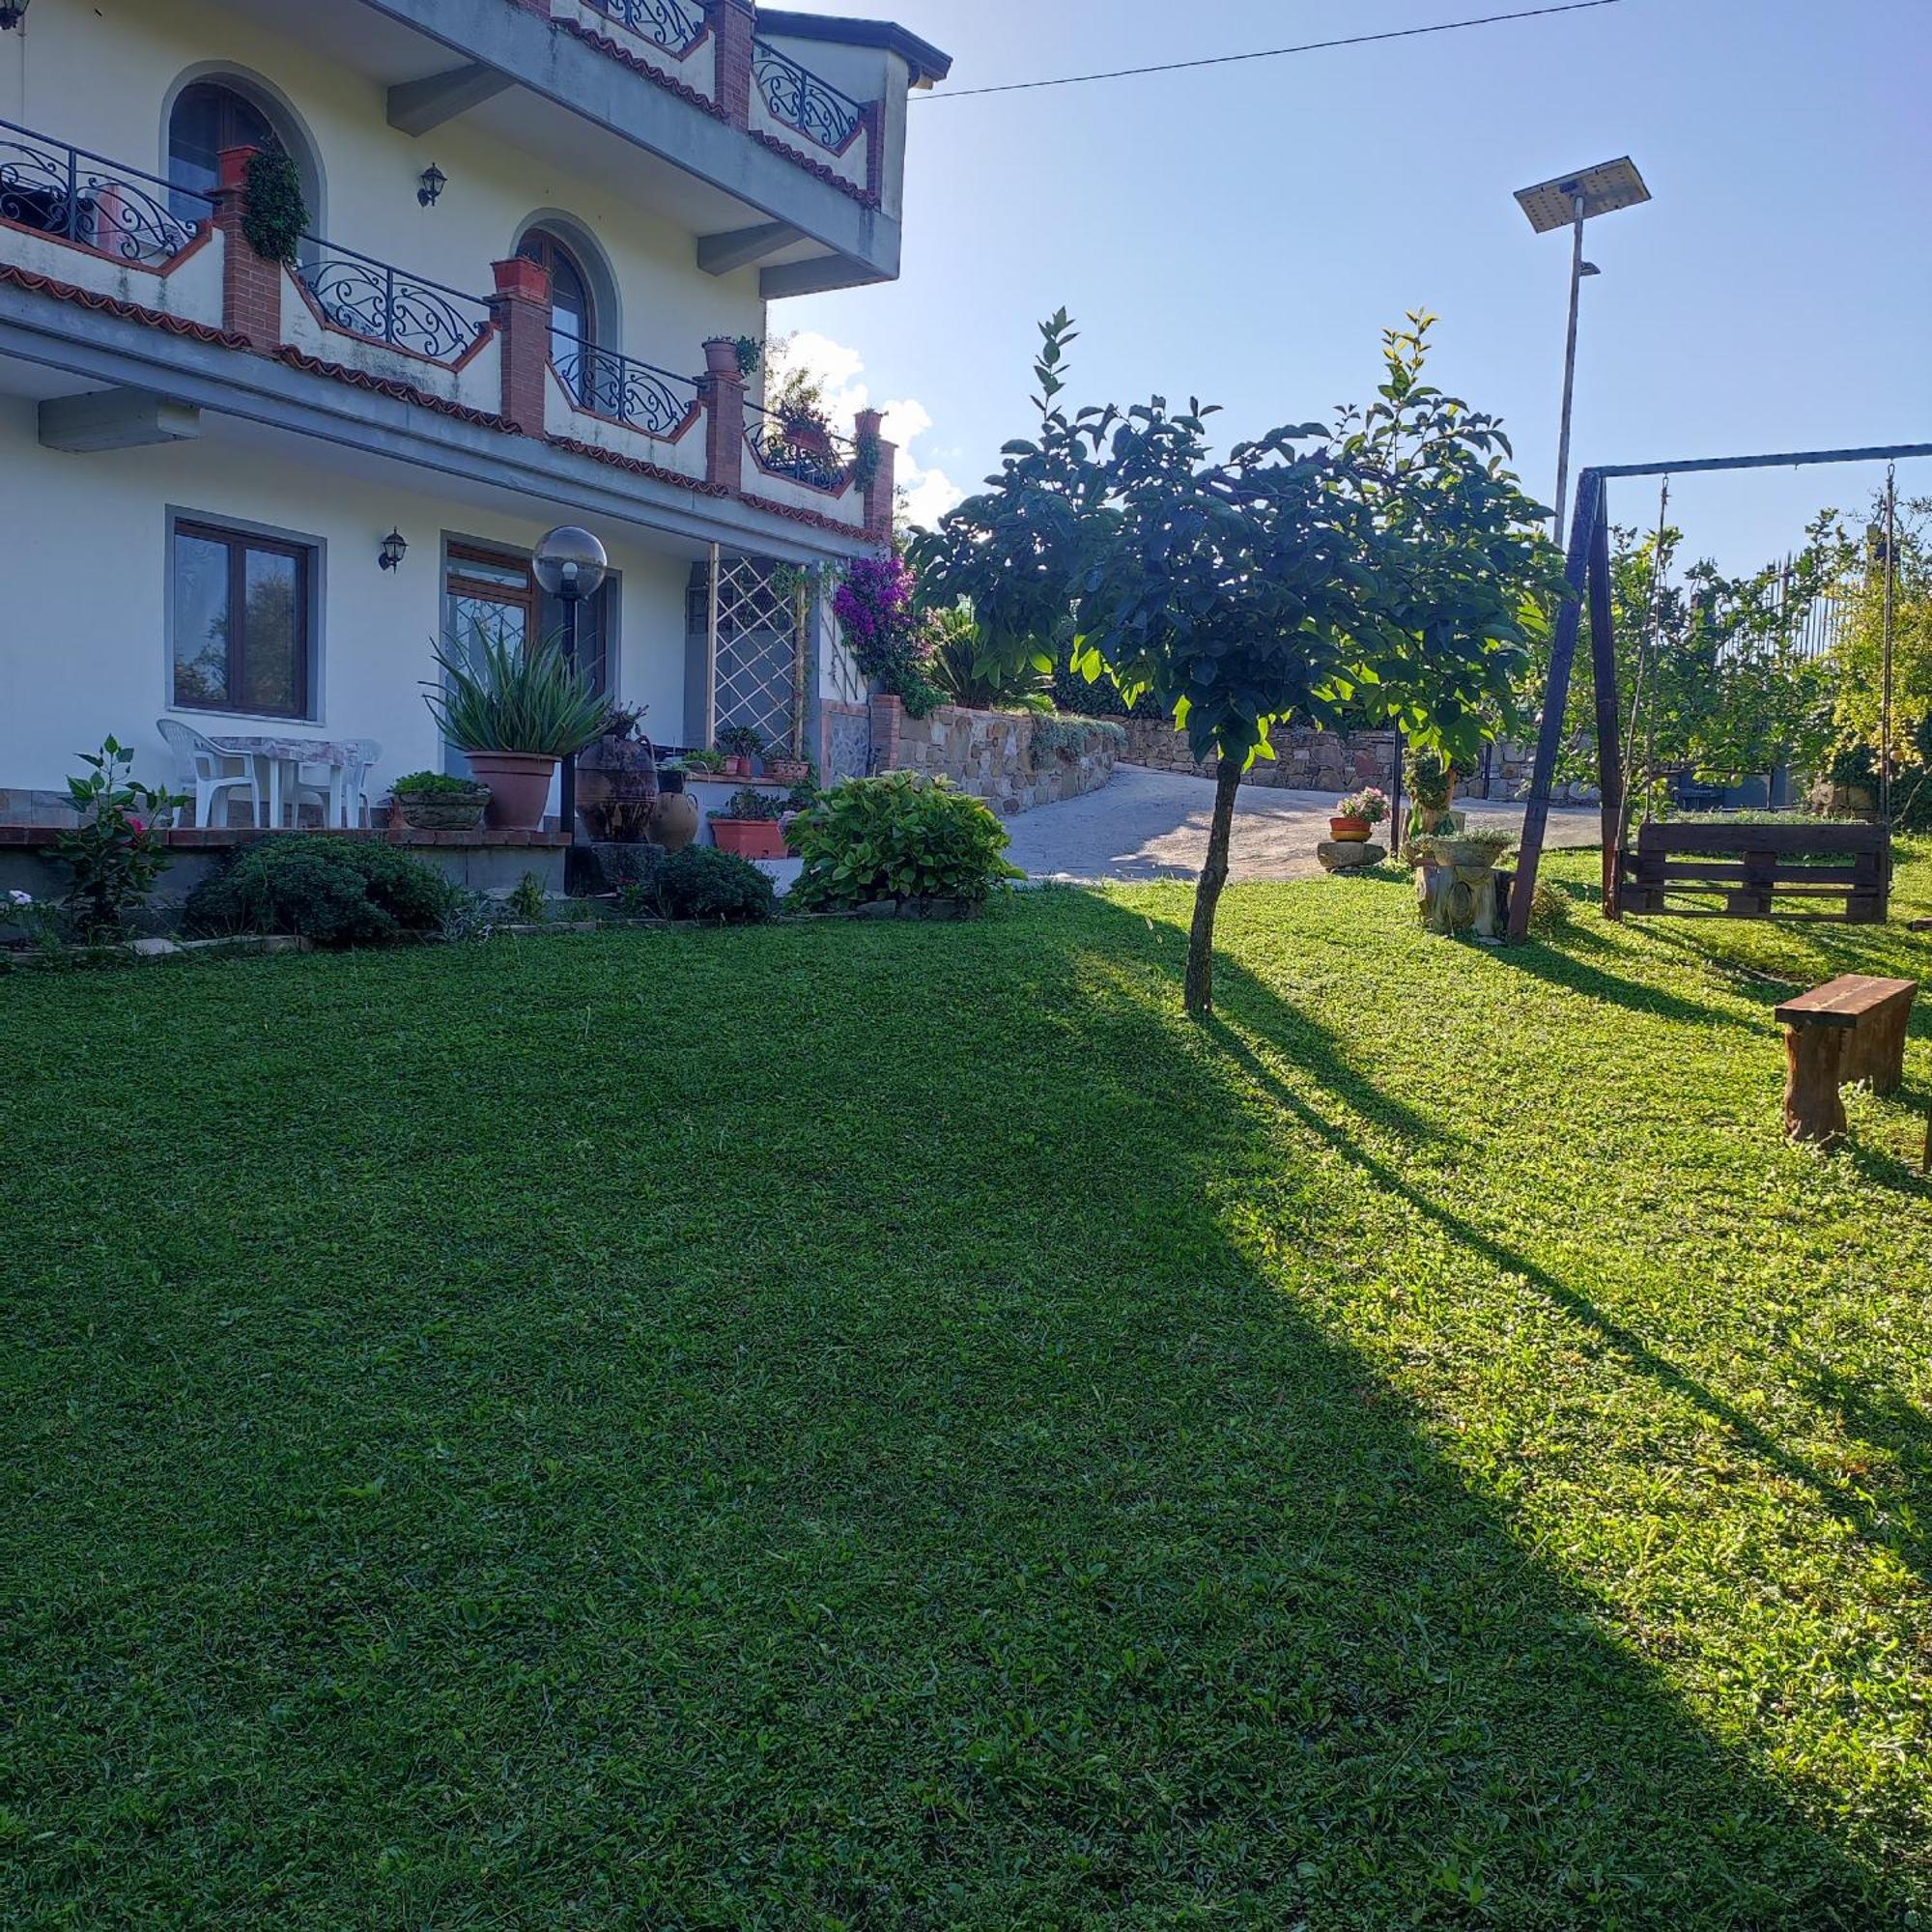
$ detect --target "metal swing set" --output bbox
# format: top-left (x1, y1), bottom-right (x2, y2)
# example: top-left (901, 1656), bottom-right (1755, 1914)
top-left (1507, 440), bottom-right (1932, 941)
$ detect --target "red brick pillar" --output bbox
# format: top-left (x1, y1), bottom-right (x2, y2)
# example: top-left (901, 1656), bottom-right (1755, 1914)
top-left (869, 693), bottom-right (905, 772)
top-left (706, 0), bottom-right (755, 127)
top-left (700, 336), bottom-right (746, 494)
top-left (211, 146), bottom-right (283, 350)
top-left (490, 256), bottom-right (553, 436)
top-left (854, 407), bottom-right (896, 539)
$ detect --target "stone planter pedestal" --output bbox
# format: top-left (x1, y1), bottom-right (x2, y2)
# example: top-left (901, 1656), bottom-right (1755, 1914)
top-left (1410, 837), bottom-right (1509, 940)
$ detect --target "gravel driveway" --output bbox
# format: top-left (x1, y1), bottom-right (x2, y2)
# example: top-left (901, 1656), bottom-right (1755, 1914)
top-left (1003, 764), bottom-right (1602, 884)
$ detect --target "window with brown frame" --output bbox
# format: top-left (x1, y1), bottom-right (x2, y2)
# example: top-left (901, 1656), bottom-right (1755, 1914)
top-left (170, 519), bottom-right (313, 719)
top-left (443, 540), bottom-right (611, 694)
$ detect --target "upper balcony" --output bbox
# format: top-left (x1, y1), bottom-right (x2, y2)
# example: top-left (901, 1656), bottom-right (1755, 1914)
top-left (200, 0), bottom-right (952, 297)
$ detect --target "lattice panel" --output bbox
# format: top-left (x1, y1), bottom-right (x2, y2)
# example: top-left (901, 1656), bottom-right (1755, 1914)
top-left (712, 554), bottom-right (802, 754)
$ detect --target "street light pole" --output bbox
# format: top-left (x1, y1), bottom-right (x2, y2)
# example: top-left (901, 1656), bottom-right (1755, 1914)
top-left (1515, 156), bottom-right (1652, 548)
top-left (532, 524), bottom-right (610, 870)
top-left (1552, 188), bottom-right (1587, 548)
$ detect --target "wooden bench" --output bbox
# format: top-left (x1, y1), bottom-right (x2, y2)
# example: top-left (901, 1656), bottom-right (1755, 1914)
top-left (1776, 975), bottom-right (1917, 1143)
top-left (1622, 821), bottom-right (1889, 923)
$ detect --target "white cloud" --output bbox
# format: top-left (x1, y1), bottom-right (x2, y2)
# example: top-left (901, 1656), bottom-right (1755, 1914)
top-left (767, 331), bottom-right (965, 529)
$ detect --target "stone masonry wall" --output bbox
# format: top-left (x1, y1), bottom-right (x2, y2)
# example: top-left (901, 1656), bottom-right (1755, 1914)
top-left (1122, 721), bottom-right (1399, 794)
top-left (870, 697), bottom-right (1117, 814)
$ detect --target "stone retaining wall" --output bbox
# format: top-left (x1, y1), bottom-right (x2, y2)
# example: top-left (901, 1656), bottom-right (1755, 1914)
top-left (870, 696), bottom-right (1118, 814)
top-left (1122, 720), bottom-right (1399, 794)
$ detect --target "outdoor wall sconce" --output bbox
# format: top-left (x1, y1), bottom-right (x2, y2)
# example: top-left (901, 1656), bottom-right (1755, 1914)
top-left (417, 163), bottom-right (446, 209)
top-left (379, 529), bottom-right (408, 572)
top-left (0, 2), bottom-right (33, 30)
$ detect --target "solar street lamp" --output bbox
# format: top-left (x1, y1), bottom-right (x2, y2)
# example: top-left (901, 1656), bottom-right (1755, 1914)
top-left (1515, 156), bottom-right (1651, 546)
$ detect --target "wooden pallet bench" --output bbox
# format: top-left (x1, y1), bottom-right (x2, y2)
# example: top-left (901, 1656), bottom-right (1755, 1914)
top-left (1775, 974), bottom-right (1917, 1143)
top-left (1622, 821), bottom-right (1889, 923)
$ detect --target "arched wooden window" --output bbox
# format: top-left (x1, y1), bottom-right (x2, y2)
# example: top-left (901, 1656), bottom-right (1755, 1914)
top-left (167, 81), bottom-right (279, 219)
top-left (517, 226), bottom-right (596, 371)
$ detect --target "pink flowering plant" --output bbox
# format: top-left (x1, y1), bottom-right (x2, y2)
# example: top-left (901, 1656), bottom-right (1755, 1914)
top-left (1336, 786), bottom-right (1389, 826)
top-left (832, 553), bottom-right (942, 717)
top-left (54, 736), bottom-right (186, 941)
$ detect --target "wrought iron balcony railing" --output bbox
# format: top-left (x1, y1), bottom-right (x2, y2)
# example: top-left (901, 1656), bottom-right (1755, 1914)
top-left (751, 40), bottom-right (863, 154)
top-left (297, 241), bottom-right (494, 363)
top-left (584, 0), bottom-right (708, 57)
top-left (0, 117), bottom-right (211, 264)
top-left (745, 404), bottom-right (854, 492)
top-left (554, 341), bottom-right (700, 438)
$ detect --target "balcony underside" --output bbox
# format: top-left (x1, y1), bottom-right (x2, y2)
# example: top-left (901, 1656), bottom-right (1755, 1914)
top-left (215, 0), bottom-right (897, 297)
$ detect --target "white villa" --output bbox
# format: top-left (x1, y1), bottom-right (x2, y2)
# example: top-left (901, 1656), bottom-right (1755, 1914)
top-left (0, 0), bottom-right (950, 842)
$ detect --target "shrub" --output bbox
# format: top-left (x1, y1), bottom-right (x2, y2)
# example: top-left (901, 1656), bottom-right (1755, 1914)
top-left (834, 554), bottom-right (942, 717)
top-left (54, 737), bottom-right (187, 942)
top-left (787, 772), bottom-right (1022, 911)
top-left (649, 845), bottom-right (777, 923)
top-left (717, 724), bottom-right (764, 760)
top-left (504, 872), bottom-right (549, 924)
top-left (185, 837), bottom-right (456, 947)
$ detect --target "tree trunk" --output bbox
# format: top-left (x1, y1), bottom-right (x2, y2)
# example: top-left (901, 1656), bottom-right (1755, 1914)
top-left (1184, 757), bottom-right (1244, 1017)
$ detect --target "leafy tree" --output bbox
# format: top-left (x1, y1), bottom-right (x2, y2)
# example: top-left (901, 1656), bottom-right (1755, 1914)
top-left (915, 312), bottom-right (1557, 1013)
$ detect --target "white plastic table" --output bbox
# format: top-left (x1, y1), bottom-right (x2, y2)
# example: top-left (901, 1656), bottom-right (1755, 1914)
top-left (205, 734), bottom-right (360, 829)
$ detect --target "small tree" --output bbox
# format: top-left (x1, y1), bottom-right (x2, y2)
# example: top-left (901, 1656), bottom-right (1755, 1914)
top-left (917, 313), bottom-right (1558, 1014)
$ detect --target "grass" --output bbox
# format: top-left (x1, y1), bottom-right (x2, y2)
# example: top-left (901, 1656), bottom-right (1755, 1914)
top-left (3, 846), bottom-right (1931, 1927)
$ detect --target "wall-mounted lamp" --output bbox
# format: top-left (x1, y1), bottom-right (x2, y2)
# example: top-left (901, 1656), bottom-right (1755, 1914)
top-left (379, 529), bottom-right (409, 572)
top-left (417, 162), bottom-right (446, 209)
top-left (0, 1), bottom-right (33, 29)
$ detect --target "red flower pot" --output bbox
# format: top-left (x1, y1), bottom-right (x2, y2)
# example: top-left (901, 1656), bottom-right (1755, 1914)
top-left (1329, 815), bottom-right (1373, 842)
top-left (722, 755), bottom-right (752, 779)
top-left (711, 818), bottom-right (787, 860)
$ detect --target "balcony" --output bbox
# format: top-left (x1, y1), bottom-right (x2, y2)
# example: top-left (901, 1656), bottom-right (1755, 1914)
top-left (0, 119), bottom-right (883, 546)
top-left (222, 0), bottom-right (952, 298)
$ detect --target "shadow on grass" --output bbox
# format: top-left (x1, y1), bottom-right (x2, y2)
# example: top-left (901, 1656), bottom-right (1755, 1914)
top-left (0, 896), bottom-right (1914, 1926)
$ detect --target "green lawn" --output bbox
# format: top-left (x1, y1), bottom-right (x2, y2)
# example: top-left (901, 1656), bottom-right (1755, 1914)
top-left (4, 849), bottom-right (1931, 1928)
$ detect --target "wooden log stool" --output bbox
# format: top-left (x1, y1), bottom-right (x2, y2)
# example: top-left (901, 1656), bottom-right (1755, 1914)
top-left (1775, 975), bottom-right (1917, 1144)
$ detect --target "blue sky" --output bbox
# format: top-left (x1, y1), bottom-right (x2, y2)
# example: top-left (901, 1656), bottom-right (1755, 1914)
top-left (787, 0), bottom-right (1931, 571)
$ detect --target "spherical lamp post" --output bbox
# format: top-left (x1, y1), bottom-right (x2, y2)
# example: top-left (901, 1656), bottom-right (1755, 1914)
top-left (533, 525), bottom-right (608, 859)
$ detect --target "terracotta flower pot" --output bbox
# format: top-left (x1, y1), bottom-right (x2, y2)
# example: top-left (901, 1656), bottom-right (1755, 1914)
top-left (467, 752), bottom-right (558, 830)
top-left (722, 755), bottom-right (752, 779)
top-left (764, 758), bottom-right (810, 785)
top-left (711, 818), bottom-right (787, 860)
top-left (1329, 815), bottom-right (1373, 842)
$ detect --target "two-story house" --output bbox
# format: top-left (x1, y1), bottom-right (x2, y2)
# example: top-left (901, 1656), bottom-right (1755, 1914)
top-left (0, 0), bottom-right (950, 833)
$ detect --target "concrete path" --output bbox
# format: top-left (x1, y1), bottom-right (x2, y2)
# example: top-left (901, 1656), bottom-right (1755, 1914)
top-left (1004, 764), bottom-right (1602, 884)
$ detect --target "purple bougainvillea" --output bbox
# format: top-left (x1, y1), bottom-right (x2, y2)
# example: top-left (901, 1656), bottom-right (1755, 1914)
top-left (834, 554), bottom-right (941, 716)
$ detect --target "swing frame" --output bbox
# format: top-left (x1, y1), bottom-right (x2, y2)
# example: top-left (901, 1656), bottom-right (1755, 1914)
top-left (1507, 441), bottom-right (1932, 940)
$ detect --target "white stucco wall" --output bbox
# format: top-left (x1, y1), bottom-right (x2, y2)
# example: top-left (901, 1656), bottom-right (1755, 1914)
top-left (0, 0), bottom-right (765, 383)
top-left (0, 396), bottom-right (697, 802)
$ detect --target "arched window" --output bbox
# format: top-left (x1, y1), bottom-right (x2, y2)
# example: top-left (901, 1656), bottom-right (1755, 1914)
top-left (167, 80), bottom-right (280, 219)
top-left (517, 226), bottom-right (596, 371)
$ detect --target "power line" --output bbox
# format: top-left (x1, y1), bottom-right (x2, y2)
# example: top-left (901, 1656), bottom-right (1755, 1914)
top-left (914, 0), bottom-right (1624, 102)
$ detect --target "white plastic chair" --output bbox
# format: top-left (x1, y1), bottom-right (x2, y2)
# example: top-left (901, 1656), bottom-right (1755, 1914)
top-left (292, 739), bottom-right (381, 828)
top-left (157, 719), bottom-right (261, 830)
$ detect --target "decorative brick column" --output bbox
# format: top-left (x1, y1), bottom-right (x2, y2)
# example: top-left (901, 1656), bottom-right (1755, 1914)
top-left (705, 0), bottom-right (755, 126)
top-left (490, 256), bottom-right (553, 436)
top-left (212, 146), bottom-right (283, 349)
top-left (700, 335), bottom-right (746, 494)
top-left (868, 693), bottom-right (905, 773)
top-left (854, 407), bottom-right (896, 538)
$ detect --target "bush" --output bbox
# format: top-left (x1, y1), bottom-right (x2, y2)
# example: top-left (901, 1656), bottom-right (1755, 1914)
top-left (786, 772), bottom-right (1021, 912)
top-left (720, 786), bottom-right (784, 822)
top-left (650, 845), bottom-right (777, 923)
top-left (185, 837), bottom-right (457, 947)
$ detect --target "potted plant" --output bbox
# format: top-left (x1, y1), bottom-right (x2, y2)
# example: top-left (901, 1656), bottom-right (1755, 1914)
top-left (709, 785), bottom-right (787, 860)
top-left (1406, 749), bottom-right (1461, 840)
top-left (1330, 785), bottom-right (1388, 842)
top-left (680, 747), bottom-right (727, 778)
top-left (717, 724), bottom-right (763, 780)
top-left (390, 769), bottom-right (491, 832)
top-left (423, 622), bottom-right (611, 830)
top-left (764, 748), bottom-right (814, 786)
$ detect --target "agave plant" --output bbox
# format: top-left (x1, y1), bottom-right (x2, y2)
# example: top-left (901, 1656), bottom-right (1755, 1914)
top-left (423, 621), bottom-right (611, 758)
